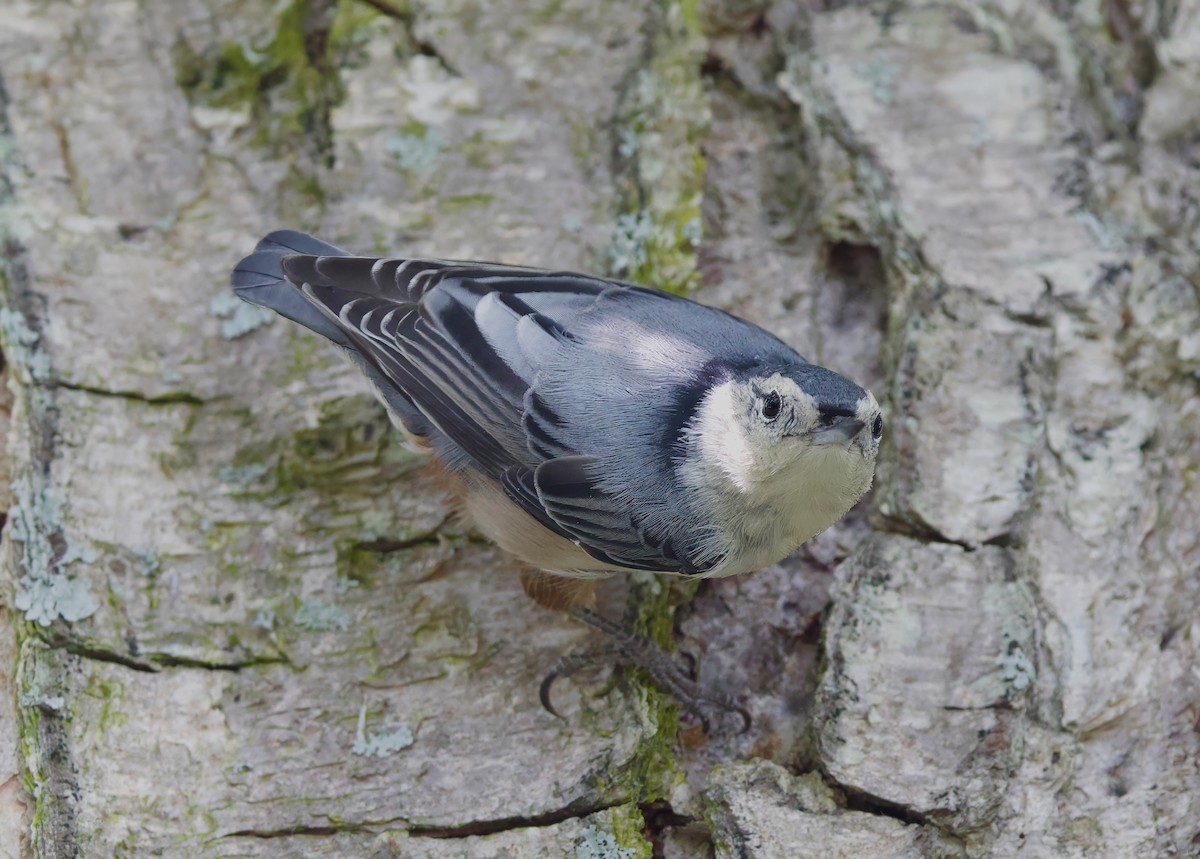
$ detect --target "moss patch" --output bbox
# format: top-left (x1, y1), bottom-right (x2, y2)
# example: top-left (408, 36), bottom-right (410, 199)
top-left (575, 804), bottom-right (653, 858)
top-left (605, 0), bottom-right (710, 295)
top-left (172, 0), bottom-right (379, 163)
top-left (218, 394), bottom-right (423, 503)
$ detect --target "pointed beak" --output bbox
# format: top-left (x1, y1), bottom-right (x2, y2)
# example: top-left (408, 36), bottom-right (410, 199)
top-left (811, 416), bottom-right (866, 446)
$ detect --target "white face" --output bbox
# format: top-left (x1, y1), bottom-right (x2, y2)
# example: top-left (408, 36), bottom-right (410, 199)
top-left (730, 373), bottom-right (882, 481)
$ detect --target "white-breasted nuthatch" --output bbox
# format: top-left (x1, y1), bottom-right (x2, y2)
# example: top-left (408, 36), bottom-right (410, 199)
top-left (232, 231), bottom-right (882, 720)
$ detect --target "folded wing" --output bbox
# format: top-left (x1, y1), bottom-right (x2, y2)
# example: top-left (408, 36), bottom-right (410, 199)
top-left (236, 231), bottom-right (716, 574)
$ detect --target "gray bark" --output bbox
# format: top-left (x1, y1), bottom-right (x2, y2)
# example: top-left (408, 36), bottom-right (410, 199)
top-left (1, 0), bottom-right (1198, 856)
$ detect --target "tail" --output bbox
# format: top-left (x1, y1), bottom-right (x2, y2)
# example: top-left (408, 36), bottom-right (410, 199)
top-left (230, 230), bottom-right (434, 439)
top-left (232, 230), bottom-right (356, 349)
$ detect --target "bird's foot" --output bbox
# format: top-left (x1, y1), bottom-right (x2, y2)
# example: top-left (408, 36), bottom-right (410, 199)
top-left (539, 607), bottom-right (750, 733)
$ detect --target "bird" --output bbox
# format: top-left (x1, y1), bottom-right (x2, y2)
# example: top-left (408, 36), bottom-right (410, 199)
top-left (231, 230), bottom-right (882, 725)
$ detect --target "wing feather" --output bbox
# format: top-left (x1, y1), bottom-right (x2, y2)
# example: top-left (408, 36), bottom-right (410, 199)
top-left (238, 233), bottom-right (718, 574)
top-left (525, 455), bottom-right (714, 573)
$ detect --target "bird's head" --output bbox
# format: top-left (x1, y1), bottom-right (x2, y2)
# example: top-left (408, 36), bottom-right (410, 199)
top-left (683, 361), bottom-right (881, 511)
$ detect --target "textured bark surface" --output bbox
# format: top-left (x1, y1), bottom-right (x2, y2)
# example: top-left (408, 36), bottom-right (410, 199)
top-left (1, 0), bottom-right (1198, 856)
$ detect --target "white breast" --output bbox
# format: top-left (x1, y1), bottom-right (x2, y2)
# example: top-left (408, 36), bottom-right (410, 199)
top-left (706, 445), bottom-right (874, 576)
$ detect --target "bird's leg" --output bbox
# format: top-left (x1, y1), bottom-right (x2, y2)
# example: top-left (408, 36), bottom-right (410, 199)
top-left (548, 606), bottom-right (750, 733)
top-left (519, 568), bottom-right (748, 731)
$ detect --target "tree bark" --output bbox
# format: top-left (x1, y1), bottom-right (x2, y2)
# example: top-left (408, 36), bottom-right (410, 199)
top-left (1, 0), bottom-right (1197, 856)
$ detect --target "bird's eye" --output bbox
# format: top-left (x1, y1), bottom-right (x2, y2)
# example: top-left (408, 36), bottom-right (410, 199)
top-left (872, 414), bottom-right (883, 439)
top-left (762, 392), bottom-right (782, 421)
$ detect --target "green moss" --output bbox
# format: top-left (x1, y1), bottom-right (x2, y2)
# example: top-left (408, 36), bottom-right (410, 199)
top-left (575, 806), bottom-right (652, 858)
top-left (676, 0), bottom-right (702, 36)
top-left (408, 596), bottom-right (474, 644)
top-left (337, 538), bottom-right (434, 585)
top-left (284, 328), bottom-right (335, 380)
top-left (277, 163), bottom-right (328, 210)
top-left (437, 193), bottom-right (495, 211)
top-left (16, 648), bottom-right (68, 722)
top-left (172, 0), bottom-right (378, 160)
top-left (605, 0), bottom-right (710, 295)
top-left (532, 0), bottom-right (567, 26)
top-left (15, 640), bottom-right (76, 851)
top-left (83, 676), bottom-right (127, 733)
top-left (579, 574), bottom-right (691, 806)
top-left (220, 394), bottom-right (423, 503)
top-left (460, 131), bottom-right (499, 169)
top-left (609, 804), bottom-right (654, 858)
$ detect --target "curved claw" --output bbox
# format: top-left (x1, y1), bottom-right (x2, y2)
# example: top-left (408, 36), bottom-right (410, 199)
top-left (729, 701), bottom-right (753, 734)
top-left (539, 647), bottom-right (622, 719)
top-left (686, 695), bottom-right (752, 735)
top-left (539, 666), bottom-right (566, 719)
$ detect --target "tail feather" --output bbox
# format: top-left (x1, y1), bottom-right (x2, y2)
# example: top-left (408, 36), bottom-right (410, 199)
top-left (232, 231), bottom-right (354, 348)
top-left (252, 229), bottom-right (349, 258)
top-left (230, 230), bottom-right (434, 440)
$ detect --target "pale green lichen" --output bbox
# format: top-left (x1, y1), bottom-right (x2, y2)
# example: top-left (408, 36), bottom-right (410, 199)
top-left (132, 548), bottom-right (161, 577)
top-left (0, 307), bottom-right (51, 382)
top-left (209, 292), bottom-right (274, 340)
top-left (9, 476), bottom-right (98, 627)
top-left (386, 127), bottom-right (443, 174)
top-left (607, 211), bottom-right (657, 276)
top-left (996, 631), bottom-right (1036, 695)
top-left (294, 600), bottom-right (350, 632)
top-left (5, 308), bottom-right (171, 637)
top-left (14, 576), bottom-right (96, 627)
top-left (575, 807), bottom-right (651, 859)
top-left (352, 700), bottom-right (414, 758)
top-left (217, 459), bottom-right (271, 490)
top-left (353, 728), bottom-right (413, 758)
top-left (574, 826), bottom-right (638, 859)
top-left (852, 57), bottom-right (902, 107)
top-left (352, 726), bottom-right (414, 758)
top-left (981, 582), bottom-right (1038, 700)
top-left (18, 692), bottom-right (65, 712)
top-left (59, 540), bottom-right (98, 567)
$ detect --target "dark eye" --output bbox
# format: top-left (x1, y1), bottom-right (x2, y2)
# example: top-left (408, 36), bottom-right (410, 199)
top-left (872, 414), bottom-right (883, 439)
top-left (762, 392), bottom-right (782, 421)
